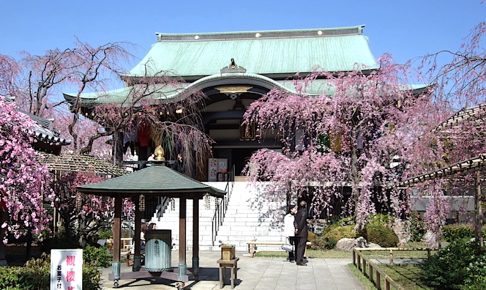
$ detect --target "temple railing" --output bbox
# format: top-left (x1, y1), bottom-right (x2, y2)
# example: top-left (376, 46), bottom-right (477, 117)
top-left (211, 166), bottom-right (235, 246)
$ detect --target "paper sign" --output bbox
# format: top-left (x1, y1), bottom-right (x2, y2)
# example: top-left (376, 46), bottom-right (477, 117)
top-left (50, 249), bottom-right (83, 290)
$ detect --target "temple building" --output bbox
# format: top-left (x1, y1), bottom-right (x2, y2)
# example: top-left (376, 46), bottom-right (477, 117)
top-left (65, 25), bottom-right (427, 180)
top-left (63, 25), bottom-right (429, 250)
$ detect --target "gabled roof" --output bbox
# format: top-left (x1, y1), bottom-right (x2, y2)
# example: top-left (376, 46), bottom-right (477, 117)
top-left (127, 25), bottom-right (379, 80)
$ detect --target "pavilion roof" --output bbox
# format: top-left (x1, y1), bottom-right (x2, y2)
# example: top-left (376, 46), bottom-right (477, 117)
top-left (77, 164), bottom-right (226, 198)
top-left (127, 25), bottom-right (379, 80)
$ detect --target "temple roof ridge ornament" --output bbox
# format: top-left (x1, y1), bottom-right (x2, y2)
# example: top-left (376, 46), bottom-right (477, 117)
top-left (220, 58), bottom-right (247, 74)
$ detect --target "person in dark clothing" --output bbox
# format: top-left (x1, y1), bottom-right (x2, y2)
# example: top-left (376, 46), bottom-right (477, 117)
top-left (294, 200), bottom-right (308, 266)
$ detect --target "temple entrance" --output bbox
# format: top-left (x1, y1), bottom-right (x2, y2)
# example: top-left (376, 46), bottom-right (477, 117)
top-left (201, 82), bottom-right (281, 181)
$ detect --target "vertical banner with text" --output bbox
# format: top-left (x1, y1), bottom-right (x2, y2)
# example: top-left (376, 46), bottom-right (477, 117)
top-left (50, 249), bottom-right (83, 290)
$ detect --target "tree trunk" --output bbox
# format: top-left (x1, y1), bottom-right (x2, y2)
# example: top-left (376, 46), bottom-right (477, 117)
top-left (112, 131), bottom-right (124, 166)
top-left (474, 170), bottom-right (483, 250)
top-left (351, 127), bottom-right (360, 220)
top-left (0, 210), bottom-right (7, 265)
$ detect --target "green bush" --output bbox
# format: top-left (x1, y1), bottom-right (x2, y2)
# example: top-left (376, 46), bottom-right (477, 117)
top-left (362, 214), bottom-right (398, 247)
top-left (84, 245), bottom-right (112, 268)
top-left (442, 224), bottom-right (486, 243)
top-left (421, 239), bottom-right (482, 290)
top-left (462, 254), bottom-right (486, 290)
top-left (443, 224), bottom-right (474, 242)
top-left (97, 228), bottom-right (112, 240)
top-left (408, 212), bottom-right (426, 242)
top-left (367, 213), bottom-right (393, 226)
top-left (0, 255), bottom-right (102, 290)
top-left (365, 223), bottom-right (399, 247)
top-left (315, 225), bottom-right (357, 249)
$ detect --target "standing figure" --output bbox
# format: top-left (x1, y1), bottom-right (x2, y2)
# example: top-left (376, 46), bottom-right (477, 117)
top-left (283, 204), bottom-right (298, 262)
top-left (294, 200), bottom-right (308, 266)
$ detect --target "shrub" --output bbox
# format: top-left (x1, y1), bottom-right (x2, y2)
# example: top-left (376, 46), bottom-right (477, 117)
top-left (362, 214), bottom-right (398, 247)
top-left (443, 224), bottom-right (474, 242)
top-left (97, 228), bottom-right (112, 240)
top-left (0, 255), bottom-right (102, 290)
top-left (315, 225), bottom-right (357, 249)
top-left (442, 224), bottom-right (486, 243)
top-left (462, 254), bottom-right (486, 290)
top-left (408, 212), bottom-right (426, 242)
top-left (84, 245), bottom-right (112, 268)
top-left (365, 223), bottom-right (399, 247)
top-left (367, 213), bottom-right (393, 226)
top-left (421, 239), bottom-right (481, 289)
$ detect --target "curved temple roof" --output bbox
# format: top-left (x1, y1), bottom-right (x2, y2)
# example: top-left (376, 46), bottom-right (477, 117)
top-left (64, 73), bottom-right (430, 107)
top-left (64, 26), bottom-right (429, 107)
top-left (127, 25), bottom-right (379, 79)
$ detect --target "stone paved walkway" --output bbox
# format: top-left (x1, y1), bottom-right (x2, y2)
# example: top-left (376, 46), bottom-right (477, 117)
top-left (102, 251), bottom-right (363, 290)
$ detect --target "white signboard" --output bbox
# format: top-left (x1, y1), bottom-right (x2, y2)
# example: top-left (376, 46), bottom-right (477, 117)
top-left (50, 249), bottom-right (83, 290)
top-left (208, 158), bottom-right (228, 181)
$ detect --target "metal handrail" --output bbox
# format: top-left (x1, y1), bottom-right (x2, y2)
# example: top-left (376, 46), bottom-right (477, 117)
top-left (211, 165), bottom-right (235, 246)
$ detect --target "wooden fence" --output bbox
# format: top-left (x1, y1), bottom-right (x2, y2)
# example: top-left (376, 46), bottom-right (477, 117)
top-left (352, 248), bottom-right (432, 290)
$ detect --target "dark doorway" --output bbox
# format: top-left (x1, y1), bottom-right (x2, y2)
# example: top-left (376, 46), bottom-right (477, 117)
top-left (232, 148), bottom-right (256, 175)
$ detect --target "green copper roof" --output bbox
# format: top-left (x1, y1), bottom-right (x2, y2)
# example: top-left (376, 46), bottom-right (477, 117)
top-left (128, 26), bottom-right (378, 79)
top-left (77, 165), bottom-right (226, 197)
top-left (63, 83), bottom-right (189, 106)
top-left (65, 73), bottom-right (430, 106)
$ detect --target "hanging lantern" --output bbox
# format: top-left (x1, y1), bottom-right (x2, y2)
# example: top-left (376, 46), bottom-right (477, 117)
top-left (139, 194), bottom-right (145, 212)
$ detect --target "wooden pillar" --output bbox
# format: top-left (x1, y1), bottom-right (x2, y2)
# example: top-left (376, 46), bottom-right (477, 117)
top-left (192, 198), bottom-right (200, 278)
top-left (112, 196), bottom-right (123, 282)
top-left (178, 198), bottom-right (187, 279)
top-left (132, 196), bottom-right (142, 271)
top-left (0, 210), bottom-right (7, 266)
top-left (475, 170), bottom-right (483, 250)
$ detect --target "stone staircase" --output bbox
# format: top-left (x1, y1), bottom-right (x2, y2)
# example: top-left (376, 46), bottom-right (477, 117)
top-left (215, 181), bottom-right (286, 251)
top-left (150, 180), bottom-right (286, 251)
top-left (149, 182), bottom-right (226, 250)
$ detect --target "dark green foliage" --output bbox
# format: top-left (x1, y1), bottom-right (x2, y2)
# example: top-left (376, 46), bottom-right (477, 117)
top-left (0, 255), bottom-right (102, 290)
top-left (97, 228), bottom-right (112, 240)
top-left (443, 224), bottom-right (474, 242)
top-left (83, 245), bottom-right (112, 268)
top-left (409, 212), bottom-right (426, 242)
top-left (0, 267), bottom-right (21, 289)
top-left (315, 224), bottom-right (357, 249)
top-left (462, 254), bottom-right (486, 290)
top-left (365, 223), bottom-right (399, 247)
top-left (420, 239), bottom-right (485, 290)
top-left (442, 224), bottom-right (486, 242)
top-left (363, 214), bottom-right (398, 247)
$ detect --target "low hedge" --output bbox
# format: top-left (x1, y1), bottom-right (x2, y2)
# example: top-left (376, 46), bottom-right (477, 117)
top-left (0, 255), bottom-right (102, 290)
top-left (421, 239), bottom-right (486, 290)
top-left (360, 214), bottom-right (399, 247)
top-left (365, 223), bottom-right (399, 247)
top-left (315, 225), bottom-right (357, 249)
top-left (442, 224), bottom-right (486, 242)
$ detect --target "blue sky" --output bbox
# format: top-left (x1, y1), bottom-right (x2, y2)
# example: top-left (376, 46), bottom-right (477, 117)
top-left (1, 0), bottom-right (484, 71)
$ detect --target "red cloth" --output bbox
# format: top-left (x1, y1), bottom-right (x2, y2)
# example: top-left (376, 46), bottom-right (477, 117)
top-left (138, 125), bottom-right (151, 147)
